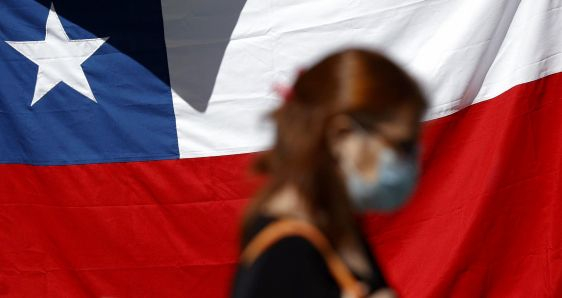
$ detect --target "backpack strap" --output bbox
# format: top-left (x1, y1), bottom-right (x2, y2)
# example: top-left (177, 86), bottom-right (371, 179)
top-left (240, 218), bottom-right (366, 298)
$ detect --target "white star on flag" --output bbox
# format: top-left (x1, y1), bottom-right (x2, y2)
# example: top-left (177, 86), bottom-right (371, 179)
top-left (5, 4), bottom-right (108, 106)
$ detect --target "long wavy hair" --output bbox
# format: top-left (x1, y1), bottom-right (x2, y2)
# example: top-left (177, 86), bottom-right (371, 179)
top-left (242, 48), bottom-right (427, 249)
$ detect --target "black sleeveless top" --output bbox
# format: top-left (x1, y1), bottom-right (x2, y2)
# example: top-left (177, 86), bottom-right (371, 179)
top-left (230, 214), bottom-right (388, 298)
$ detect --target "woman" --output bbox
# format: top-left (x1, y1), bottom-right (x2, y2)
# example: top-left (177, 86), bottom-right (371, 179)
top-left (231, 48), bottom-right (427, 298)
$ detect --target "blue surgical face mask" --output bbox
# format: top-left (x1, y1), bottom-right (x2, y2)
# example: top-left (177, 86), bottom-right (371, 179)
top-left (342, 125), bottom-right (420, 212)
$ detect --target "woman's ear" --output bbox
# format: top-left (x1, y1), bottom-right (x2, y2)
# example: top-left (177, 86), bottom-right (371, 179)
top-left (325, 115), bottom-right (354, 160)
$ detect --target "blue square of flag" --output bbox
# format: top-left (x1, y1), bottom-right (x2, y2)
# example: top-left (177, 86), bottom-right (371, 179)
top-left (0, 0), bottom-right (178, 165)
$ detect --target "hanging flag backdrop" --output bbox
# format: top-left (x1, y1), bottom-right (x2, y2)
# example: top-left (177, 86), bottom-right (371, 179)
top-left (1, 0), bottom-right (561, 297)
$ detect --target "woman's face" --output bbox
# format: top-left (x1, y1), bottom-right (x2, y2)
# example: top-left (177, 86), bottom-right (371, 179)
top-left (327, 104), bottom-right (420, 183)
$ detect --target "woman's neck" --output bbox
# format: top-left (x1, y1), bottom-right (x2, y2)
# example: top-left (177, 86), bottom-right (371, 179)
top-left (261, 183), bottom-right (311, 221)
top-left (261, 183), bottom-right (374, 279)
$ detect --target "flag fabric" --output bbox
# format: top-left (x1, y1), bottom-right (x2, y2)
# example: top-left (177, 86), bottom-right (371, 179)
top-left (0, 0), bottom-right (561, 297)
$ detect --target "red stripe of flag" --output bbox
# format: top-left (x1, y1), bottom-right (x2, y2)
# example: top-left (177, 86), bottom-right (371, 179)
top-left (1, 73), bottom-right (561, 297)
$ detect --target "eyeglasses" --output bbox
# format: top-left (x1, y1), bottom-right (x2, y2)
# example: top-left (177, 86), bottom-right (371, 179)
top-left (348, 114), bottom-right (418, 157)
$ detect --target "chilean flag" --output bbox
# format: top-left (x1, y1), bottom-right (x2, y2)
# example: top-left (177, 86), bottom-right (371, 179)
top-left (1, 0), bottom-right (561, 297)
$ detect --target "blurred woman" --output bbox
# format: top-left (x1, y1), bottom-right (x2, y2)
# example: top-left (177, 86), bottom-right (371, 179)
top-left (231, 48), bottom-right (427, 298)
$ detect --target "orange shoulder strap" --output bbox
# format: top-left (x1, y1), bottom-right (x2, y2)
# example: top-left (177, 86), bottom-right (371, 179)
top-left (240, 218), bottom-right (365, 298)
